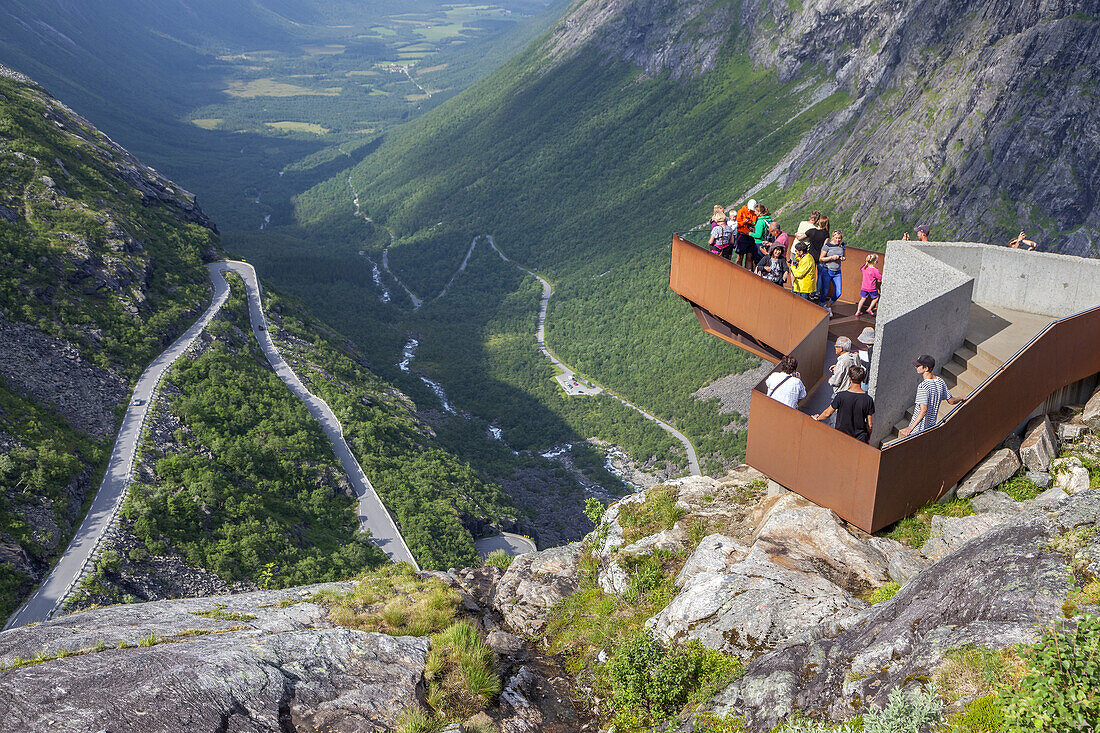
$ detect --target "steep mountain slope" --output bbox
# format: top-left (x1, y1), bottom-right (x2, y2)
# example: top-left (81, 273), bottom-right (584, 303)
top-left (0, 64), bottom-right (586, 620)
top-left (252, 0), bottom-right (1100, 475)
top-left (0, 64), bottom-right (216, 616)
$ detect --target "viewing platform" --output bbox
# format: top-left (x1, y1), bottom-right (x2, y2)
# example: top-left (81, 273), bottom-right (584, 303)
top-left (670, 233), bottom-right (1100, 532)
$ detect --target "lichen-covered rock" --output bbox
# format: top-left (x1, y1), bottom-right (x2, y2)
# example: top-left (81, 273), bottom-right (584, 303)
top-left (969, 490), bottom-right (1024, 515)
top-left (646, 546), bottom-right (867, 659)
top-left (710, 495), bottom-right (1088, 731)
top-left (675, 534), bottom-right (749, 587)
top-left (0, 584), bottom-right (427, 732)
top-left (1052, 456), bottom-right (1092, 494)
top-left (921, 512), bottom-right (1015, 561)
top-left (751, 494), bottom-right (893, 593)
top-left (956, 448), bottom-right (1021, 500)
top-left (492, 543), bottom-right (582, 636)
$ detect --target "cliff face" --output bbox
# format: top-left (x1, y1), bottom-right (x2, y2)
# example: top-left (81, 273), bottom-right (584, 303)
top-left (545, 0), bottom-right (1100, 253)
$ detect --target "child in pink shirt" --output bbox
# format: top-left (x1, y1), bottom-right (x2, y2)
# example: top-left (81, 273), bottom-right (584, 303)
top-left (856, 254), bottom-right (882, 316)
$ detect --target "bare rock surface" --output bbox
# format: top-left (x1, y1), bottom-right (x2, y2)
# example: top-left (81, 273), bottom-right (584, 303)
top-left (492, 543), bottom-right (582, 636)
top-left (751, 494), bottom-right (893, 594)
top-left (1053, 456), bottom-right (1092, 494)
top-left (1020, 415), bottom-right (1057, 472)
top-left (710, 492), bottom-right (1098, 731)
top-left (921, 512), bottom-right (1016, 561)
top-left (0, 584), bottom-right (427, 732)
top-left (675, 534), bottom-right (749, 587)
top-left (0, 316), bottom-right (127, 439)
top-left (647, 545), bottom-right (867, 659)
top-left (955, 448), bottom-right (1020, 500)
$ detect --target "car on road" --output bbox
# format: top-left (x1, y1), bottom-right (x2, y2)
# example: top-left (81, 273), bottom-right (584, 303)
top-left (130, 398), bottom-right (145, 406)
top-left (258, 324), bottom-right (266, 331)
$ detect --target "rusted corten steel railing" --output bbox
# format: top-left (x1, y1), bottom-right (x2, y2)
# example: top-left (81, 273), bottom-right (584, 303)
top-left (873, 304), bottom-right (1100, 530)
top-left (670, 234), bottom-right (1100, 532)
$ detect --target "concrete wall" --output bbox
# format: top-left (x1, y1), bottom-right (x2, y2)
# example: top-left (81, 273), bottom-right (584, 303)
top-left (908, 241), bottom-right (1100, 318)
top-left (868, 244), bottom-right (974, 446)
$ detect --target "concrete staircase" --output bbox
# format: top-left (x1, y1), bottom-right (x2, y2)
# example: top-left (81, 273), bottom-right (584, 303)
top-left (886, 303), bottom-right (1056, 441)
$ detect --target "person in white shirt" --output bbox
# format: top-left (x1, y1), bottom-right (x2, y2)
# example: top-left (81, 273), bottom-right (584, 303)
top-left (764, 355), bottom-right (806, 409)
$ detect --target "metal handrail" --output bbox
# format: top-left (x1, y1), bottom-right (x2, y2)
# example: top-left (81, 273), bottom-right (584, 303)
top-left (883, 302), bottom-right (1100, 448)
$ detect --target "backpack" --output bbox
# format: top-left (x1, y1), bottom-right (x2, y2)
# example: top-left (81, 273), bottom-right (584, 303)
top-left (760, 216), bottom-right (776, 243)
top-left (712, 224), bottom-right (734, 247)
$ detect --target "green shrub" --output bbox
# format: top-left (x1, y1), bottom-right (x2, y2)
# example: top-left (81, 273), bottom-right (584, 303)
top-left (949, 695), bottom-right (1005, 732)
top-left (864, 582), bottom-right (900, 605)
top-left (584, 498), bottom-right (606, 525)
top-left (1002, 615), bottom-right (1100, 732)
top-left (862, 686), bottom-right (942, 733)
top-left (394, 707), bottom-right (441, 733)
top-left (605, 631), bottom-right (741, 729)
top-left (999, 472), bottom-right (1042, 502)
top-left (318, 563), bottom-right (460, 636)
top-left (484, 549), bottom-right (514, 570)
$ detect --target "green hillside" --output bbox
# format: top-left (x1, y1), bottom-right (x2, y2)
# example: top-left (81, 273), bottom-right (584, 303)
top-left (238, 42), bottom-right (843, 470)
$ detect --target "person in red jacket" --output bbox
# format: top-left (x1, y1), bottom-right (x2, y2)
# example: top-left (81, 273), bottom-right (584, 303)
top-left (734, 198), bottom-right (759, 269)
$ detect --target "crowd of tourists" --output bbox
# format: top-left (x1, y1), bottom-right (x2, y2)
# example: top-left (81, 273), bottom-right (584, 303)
top-left (765, 344), bottom-right (965, 445)
top-left (707, 201), bottom-right (890, 317)
top-left (709, 202), bottom-right (1035, 447)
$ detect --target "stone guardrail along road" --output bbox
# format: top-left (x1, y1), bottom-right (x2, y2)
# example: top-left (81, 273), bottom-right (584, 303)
top-left (5, 261), bottom-right (416, 630)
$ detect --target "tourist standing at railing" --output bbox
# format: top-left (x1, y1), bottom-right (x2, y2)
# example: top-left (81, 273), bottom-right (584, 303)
top-left (812, 215), bottom-right (831, 301)
top-left (856, 326), bottom-right (875, 367)
top-left (768, 221), bottom-right (790, 255)
top-left (755, 244), bottom-right (789, 285)
top-left (829, 337), bottom-right (861, 396)
top-left (856, 254), bottom-right (882, 317)
top-left (708, 211), bottom-right (735, 260)
top-left (710, 204), bottom-right (726, 227)
top-left (790, 242), bottom-right (817, 300)
top-left (795, 211), bottom-right (821, 245)
top-left (750, 203), bottom-right (773, 268)
top-left (812, 365), bottom-right (875, 443)
top-left (765, 356), bottom-right (806, 409)
top-left (898, 354), bottom-right (966, 437)
top-left (734, 199), bottom-right (759, 269)
top-left (818, 230), bottom-right (846, 314)
top-left (903, 224), bottom-right (931, 242)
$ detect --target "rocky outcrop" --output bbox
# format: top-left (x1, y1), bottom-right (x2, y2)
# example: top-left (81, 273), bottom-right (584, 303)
top-left (644, 491), bottom-right (927, 658)
top-left (0, 315), bottom-right (127, 439)
top-left (648, 544), bottom-right (868, 659)
top-left (956, 448), bottom-right (1020, 501)
top-left (710, 492), bottom-right (1098, 732)
top-left (492, 543), bottom-right (582, 636)
top-left (1020, 416), bottom-right (1057, 472)
top-left (0, 584), bottom-right (427, 732)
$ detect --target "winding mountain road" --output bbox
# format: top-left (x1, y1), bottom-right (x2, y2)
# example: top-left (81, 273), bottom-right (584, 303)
top-left (483, 236), bottom-right (702, 476)
top-left (5, 261), bottom-right (416, 630)
top-left (216, 262), bottom-right (418, 570)
top-left (340, 180), bottom-right (700, 477)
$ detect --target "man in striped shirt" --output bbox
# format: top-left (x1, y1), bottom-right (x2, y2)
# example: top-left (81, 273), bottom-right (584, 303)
top-left (898, 354), bottom-right (965, 437)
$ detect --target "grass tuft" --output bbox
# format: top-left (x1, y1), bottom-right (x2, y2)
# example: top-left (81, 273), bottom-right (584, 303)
top-left (425, 621), bottom-right (500, 717)
top-left (618, 487), bottom-right (686, 544)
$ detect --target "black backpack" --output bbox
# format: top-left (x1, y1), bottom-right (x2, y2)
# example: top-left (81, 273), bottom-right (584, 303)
top-left (760, 217), bottom-right (776, 243)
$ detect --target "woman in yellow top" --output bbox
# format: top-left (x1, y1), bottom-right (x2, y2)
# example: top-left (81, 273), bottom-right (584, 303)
top-left (790, 242), bottom-right (817, 299)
